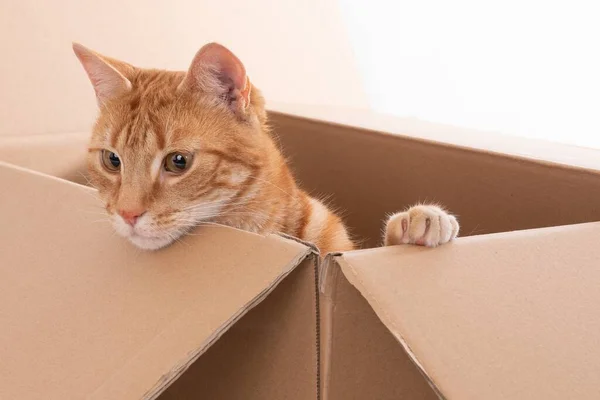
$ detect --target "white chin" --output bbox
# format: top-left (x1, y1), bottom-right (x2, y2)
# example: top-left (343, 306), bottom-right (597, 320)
top-left (110, 216), bottom-right (184, 250)
top-left (127, 233), bottom-right (177, 251)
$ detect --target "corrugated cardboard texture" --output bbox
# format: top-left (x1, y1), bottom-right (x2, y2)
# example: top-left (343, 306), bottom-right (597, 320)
top-left (271, 112), bottom-right (600, 247)
top-left (335, 222), bottom-right (600, 399)
top-left (320, 260), bottom-right (437, 400)
top-left (0, 163), bottom-right (317, 399)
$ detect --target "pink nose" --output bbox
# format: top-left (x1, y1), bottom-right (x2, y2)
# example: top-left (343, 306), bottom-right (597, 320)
top-left (118, 209), bottom-right (145, 226)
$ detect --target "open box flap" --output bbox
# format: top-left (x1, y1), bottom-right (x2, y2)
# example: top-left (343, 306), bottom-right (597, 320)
top-left (329, 223), bottom-right (600, 399)
top-left (0, 162), bottom-right (317, 400)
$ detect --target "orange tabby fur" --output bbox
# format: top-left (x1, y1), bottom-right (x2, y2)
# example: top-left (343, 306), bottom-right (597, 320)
top-left (73, 42), bottom-right (459, 252)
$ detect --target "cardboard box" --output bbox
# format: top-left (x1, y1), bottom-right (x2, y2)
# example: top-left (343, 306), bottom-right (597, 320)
top-left (322, 222), bottom-right (600, 399)
top-left (0, 161), bottom-right (319, 399)
top-left (2, 110), bottom-right (600, 399)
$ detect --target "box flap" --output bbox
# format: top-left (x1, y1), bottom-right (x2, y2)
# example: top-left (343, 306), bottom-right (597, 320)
top-left (157, 254), bottom-right (319, 400)
top-left (0, 162), bottom-right (315, 399)
top-left (332, 223), bottom-right (600, 399)
top-left (320, 253), bottom-right (438, 400)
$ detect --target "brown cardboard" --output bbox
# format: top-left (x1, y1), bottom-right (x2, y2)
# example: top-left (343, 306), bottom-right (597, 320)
top-left (324, 222), bottom-right (600, 399)
top-left (270, 111), bottom-right (600, 247)
top-left (0, 162), bottom-right (319, 399)
top-left (0, 133), bottom-right (89, 185)
top-left (320, 255), bottom-right (438, 400)
top-left (5, 111), bottom-right (600, 249)
top-left (3, 109), bottom-right (600, 399)
top-left (270, 110), bottom-right (600, 399)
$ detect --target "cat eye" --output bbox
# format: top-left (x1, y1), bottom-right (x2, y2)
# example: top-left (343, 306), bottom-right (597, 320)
top-left (101, 150), bottom-right (121, 172)
top-left (164, 152), bottom-right (192, 174)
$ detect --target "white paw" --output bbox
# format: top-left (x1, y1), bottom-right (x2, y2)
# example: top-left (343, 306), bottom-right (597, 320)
top-left (384, 204), bottom-right (459, 248)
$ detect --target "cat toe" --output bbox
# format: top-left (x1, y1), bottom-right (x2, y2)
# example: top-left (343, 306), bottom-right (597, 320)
top-left (384, 205), bottom-right (459, 247)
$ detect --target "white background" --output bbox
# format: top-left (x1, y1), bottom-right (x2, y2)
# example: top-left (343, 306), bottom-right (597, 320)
top-left (2, 0), bottom-right (599, 153)
top-left (339, 0), bottom-right (600, 149)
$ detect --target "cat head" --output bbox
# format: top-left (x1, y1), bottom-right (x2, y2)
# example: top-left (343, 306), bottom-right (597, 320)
top-left (73, 42), bottom-right (271, 250)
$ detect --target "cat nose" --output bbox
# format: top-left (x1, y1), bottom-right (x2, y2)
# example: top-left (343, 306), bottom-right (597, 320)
top-left (118, 209), bottom-right (146, 226)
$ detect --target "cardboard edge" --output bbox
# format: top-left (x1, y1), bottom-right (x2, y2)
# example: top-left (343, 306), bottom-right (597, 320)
top-left (277, 230), bottom-right (324, 398)
top-left (0, 131), bottom-right (89, 144)
top-left (328, 222), bottom-right (600, 400)
top-left (0, 160), bottom-right (94, 191)
top-left (330, 254), bottom-right (446, 400)
top-left (3, 160), bottom-right (322, 399)
top-left (277, 231), bottom-right (320, 254)
top-left (268, 110), bottom-right (600, 179)
top-left (143, 245), bottom-right (321, 400)
top-left (319, 253), bottom-right (341, 295)
top-left (319, 254), bottom-right (340, 399)
top-left (267, 107), bottom-right (600, 174)
top-left (337, 220), bottom-right (600, 258)
top-left (311, 251), bottom-right (322, 400)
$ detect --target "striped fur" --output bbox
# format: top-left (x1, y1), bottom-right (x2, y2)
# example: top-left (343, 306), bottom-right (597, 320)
top-left (74, 43), bottom-right (459, 252)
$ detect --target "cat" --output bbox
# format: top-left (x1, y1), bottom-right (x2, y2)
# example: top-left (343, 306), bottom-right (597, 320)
top-left (72, 42), bottom-right (459, 253)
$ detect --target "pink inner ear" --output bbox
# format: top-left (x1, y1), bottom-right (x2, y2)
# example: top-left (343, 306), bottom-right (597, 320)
top-left (215, 51), bottom-right (246, 91)
top-left (72, 43), bottom-right (131, 104)
top-left (188, 43), bottom-right (248, 96)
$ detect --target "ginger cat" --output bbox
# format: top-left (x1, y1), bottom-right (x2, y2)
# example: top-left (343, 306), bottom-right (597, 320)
top-left (73, 42), bottom-right (459, 252)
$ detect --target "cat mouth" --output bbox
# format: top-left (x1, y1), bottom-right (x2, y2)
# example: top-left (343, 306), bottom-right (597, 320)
top-left (110, 216), bottom-right (184, 250)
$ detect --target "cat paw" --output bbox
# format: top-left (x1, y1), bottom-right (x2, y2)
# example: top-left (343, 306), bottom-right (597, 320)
top-left (384, 204), bottom-right (459, 248)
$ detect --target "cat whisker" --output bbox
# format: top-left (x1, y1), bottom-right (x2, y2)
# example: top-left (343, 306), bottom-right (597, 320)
top-left (182, 194), bottom-right (270, 210)
top-left (181, 207), bottom-right (263, 217)
top-left (467, 224), bottom-right (483, 236)
top-left (70, 184), bottom-right (105, 205)
top-left (174, 211), bottom-right (262, 224)
top-left (180, 201), bottom-right (264, 215)
top-left (245, 174), bottom-right (300, 205)
top-left (183, 222), bottom-right (233, 235)
top-left (76, 171), bottom-right (95, 188)
top-left (73, 186), bottom-right (102, 201)
top-left (181, 198), bottom-right (232, 209)
top-left (168, 231), bottom-right (190, 248)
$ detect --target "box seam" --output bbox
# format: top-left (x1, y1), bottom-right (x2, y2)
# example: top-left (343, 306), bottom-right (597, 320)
top-left (312, 253), bottom-right (322, 400)
top-left (143, 246), bottom-right (318, 400)
top-left (83, 237), bottom-right (314, 400)
top-left (318, 255), bottom-right (342, 400)
top-left (335, 255), bottom-right (447, 400)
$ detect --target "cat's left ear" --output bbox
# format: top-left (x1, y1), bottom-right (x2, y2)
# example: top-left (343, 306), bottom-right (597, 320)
top-left (179, 43), bottom-right (251, 116)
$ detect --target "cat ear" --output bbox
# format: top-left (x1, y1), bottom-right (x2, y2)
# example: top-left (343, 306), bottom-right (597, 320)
top-left (179, 43), bottom-right (251, 115)
top-left (72, 43), bottom-right (133, 106)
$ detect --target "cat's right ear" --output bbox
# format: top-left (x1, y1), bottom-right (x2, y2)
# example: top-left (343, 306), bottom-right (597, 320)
top-left (72, 43), bottom-right (132, 106)
top-left (178, 43), bottom-right (251, 117)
